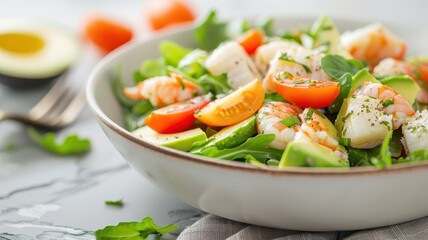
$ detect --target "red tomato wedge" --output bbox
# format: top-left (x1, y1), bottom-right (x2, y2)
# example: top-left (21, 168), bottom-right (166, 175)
top-left (143, 0), bottom-right (195, 30)
top-left (84, 17), bottom-right (133, 53)
top-left (145, 95), bottom-right (211, 134)
top-left (195, 80), bottom-right (265, 127)
top-left (273, 72), bottom-right (340, 109)
top-left (238, 29), bottom-right (264, 55)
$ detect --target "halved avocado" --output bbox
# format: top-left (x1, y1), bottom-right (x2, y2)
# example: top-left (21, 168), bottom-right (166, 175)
top-left (279, 141), bottom-right (349, 168)
top-left (0, 19), bottom-right (81, 88)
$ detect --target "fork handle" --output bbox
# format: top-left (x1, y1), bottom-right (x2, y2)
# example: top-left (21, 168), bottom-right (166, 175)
top-left (0, 111), bottom-right (52, 129)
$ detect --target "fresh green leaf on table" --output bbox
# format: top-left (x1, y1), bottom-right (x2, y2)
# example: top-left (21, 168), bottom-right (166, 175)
top-left (28, 128), bottom-right (91, 155)
top-left (95, 216), bottom-right (177, 240)
top-left (194, 10), bottom-right (229, 51)
top-left (105, 199), bottom-right (124, 207)
top-left (193, 134), bottom-right (282, 161)
top-left (2, 141), bottom-right (16, 152)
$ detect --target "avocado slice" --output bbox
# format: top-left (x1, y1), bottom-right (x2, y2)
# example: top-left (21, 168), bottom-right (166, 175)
top-left (380, 76), bottom-right (420, 105)
top-left (306, 15), bottom-right (352, 58)
top-left (191, 116), bottom-right (256, 153)
top-left (279, 141), bottom-right (349, 168)
top-left (132, 126), bottom-right (207, 152)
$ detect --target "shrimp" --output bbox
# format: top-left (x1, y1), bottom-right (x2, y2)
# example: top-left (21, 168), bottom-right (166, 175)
top-left (373, 58), bottom-right (415, 78)
top-left (374, 57), bottom-right (428, 104)
top-left (402, 110), bottom-right (428, 154)
top-left (256, 102), bottom-right (302, 150)
top-left (254, 40), bottom-right (299, 74)
top-left (341, 23), bottom-right (407, 67)
top-left (262, 45), bottom-right (332, 93)
top-left (205, 41), bottom-right (262, 90)
top-left (355, 83), bottom-right (415, 129)
top-left (123, 74), bottom-right (202, 106)
top-left (295, 109), bottom-right (348, 160)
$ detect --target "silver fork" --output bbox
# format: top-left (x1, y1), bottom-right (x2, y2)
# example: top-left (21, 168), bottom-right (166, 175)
top-left (0, 73), bottom-right (86, 130)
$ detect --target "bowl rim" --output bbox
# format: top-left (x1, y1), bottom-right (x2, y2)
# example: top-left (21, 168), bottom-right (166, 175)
top-left (86, 16), bottom-right (428, 177)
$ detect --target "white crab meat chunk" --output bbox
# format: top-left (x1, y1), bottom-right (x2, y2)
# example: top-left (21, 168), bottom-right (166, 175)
top-left (341, 23), bottom-right (407, 67)
top-left (402, 110), bottom-right (428, 154)
top-left (254, 40), bottom-right (299, 74)
top-left (342, 95), bottom-right (392, 149)
top-left (205, 41), bottom-right (262, 90)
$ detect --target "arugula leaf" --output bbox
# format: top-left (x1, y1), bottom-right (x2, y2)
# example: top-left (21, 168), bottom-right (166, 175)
top-left (257, 17), bottom-right (274, 36)
top-left (167, 66), bottom-right (231, 95)
top-left (131, 100), bottom-right (154, 116)
top-left (370, 131), bottom-right (393, 169)
top-left (95, 216), bottom-right (177, 240)
top-left (194, 10), bottom-right (229, 51)
top-left (105, 200), bottom-right (124, 207)
top-left (347, 148), bottom-right (373, 167)
top-left (321, 55), bottom-right (366, 80)
top-left (159, 41), bottom-right (191, 67)
top-left (193, 134), bottom-right (283, 161)
top-left (264, 93), bottom-right (286, 103)
top-left (327, 73), bottom-right (352, 113)
top-left (28, 128), bottom-right (91, 155)
top-left (112, 65), bottom-right (138, 108)
top-left (395, 149), bottom-right (428, 164)
top-left (138, 58), bottom-right (167, 82)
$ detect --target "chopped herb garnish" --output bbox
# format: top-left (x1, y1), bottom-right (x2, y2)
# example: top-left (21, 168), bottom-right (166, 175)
top-left (339, 137), bottom-right (351, 146)
top-left (275, 71), bottom-right (294, 81)
top-left (292, 80), bottom-right (305, 84)
top-left (105, 199), bottom-right (124, 207)
top-left (383, 99), bottom-right (394, 107)
top-left (305, 108), bottom-right (315, 121)
top-left (278, 53), bottom-right (312, 73)
top-left (381, 120), bottom-right (391, 131)
top-left (342, 111), bottom-right (354, 122)
top-left (280, 115), bottom-right (301, 127)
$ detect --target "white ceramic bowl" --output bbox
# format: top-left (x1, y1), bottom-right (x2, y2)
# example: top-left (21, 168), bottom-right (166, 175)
top-left (87, 16), bottom-right (428, 231)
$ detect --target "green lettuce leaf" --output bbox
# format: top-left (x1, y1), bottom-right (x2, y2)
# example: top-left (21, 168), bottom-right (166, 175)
top-left (194, 10), bottom-right (229, 51)
top-left (159, 41), bottom-right (191, 67)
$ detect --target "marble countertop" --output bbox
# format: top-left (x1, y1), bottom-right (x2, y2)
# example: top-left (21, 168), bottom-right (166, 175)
top-left (0, 0), bottom-right (427, 239)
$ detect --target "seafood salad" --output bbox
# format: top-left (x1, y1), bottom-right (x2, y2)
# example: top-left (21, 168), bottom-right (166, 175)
top-left (113, 11), bottom-right (428, 168)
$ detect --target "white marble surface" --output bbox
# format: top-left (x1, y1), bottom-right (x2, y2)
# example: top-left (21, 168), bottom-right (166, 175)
top-left (0, 0), bottom-right (427, 239)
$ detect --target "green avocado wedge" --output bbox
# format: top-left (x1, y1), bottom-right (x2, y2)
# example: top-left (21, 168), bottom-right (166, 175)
top-left (279, 141), bottom-right (349, 168)
top-left (191, 116), bottom-right (256, 153)
top-left (132, 126), bottom-right (207, 152)
top-left (380, 76), bottom-right (420, 105)
top-left (307, 15), bottom-right (352, 58)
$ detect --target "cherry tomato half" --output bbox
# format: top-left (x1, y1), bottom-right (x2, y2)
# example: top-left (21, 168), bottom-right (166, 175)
top-left (195, 79), bottom-right (265, 127)
top-left (273, 72), bottom-right (340, 109)
top-left (145, 94), bottom-right (211, 134)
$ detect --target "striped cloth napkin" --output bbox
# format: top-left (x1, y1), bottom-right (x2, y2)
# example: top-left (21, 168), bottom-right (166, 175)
top-left (177, 214), bottom-right (428, 240)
